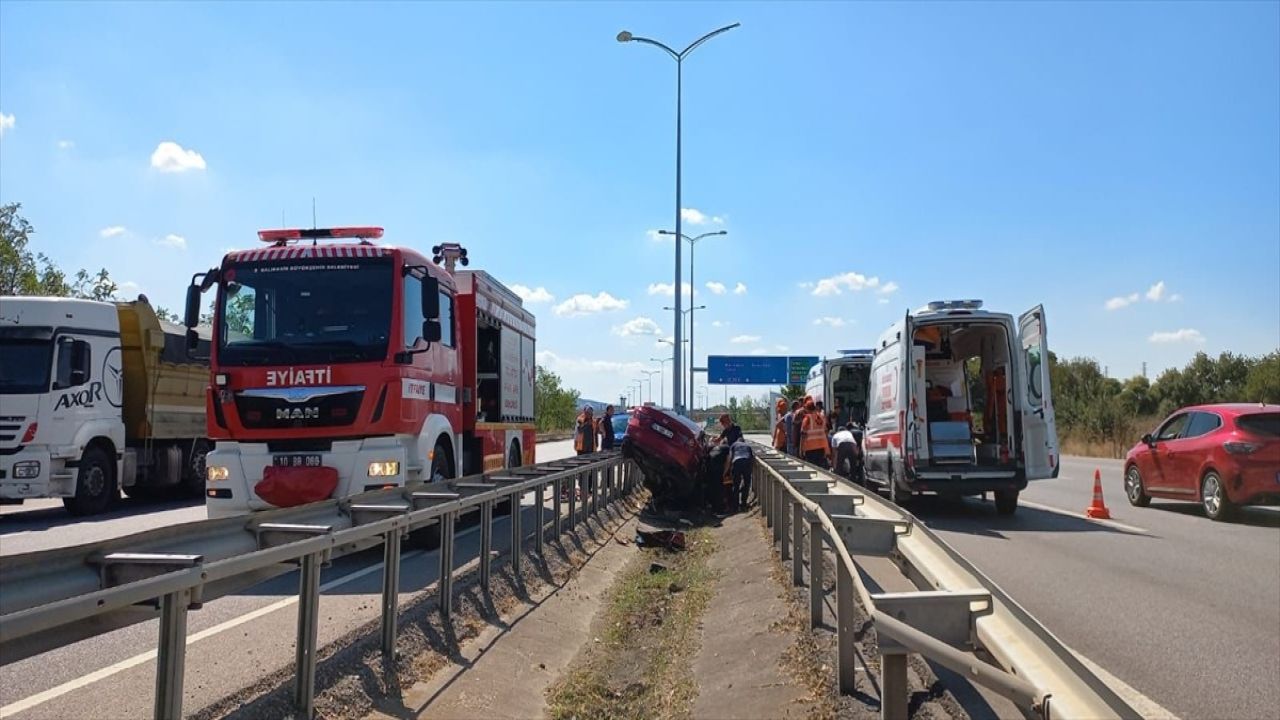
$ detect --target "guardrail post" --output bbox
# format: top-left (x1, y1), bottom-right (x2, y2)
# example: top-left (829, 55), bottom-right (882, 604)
top-left (780, 494), bottom-right (791, 561)
top-left (439, 512), bottom-right (455, 619)
top-left (763, 470), bottom-right (772, 526)
top-left (479, 500), bottom-right (493, 591)
top-left (569, 473), bottom-right (579, 530)
top-left (773, 483), bottom-right (784, 545)
top-left (553, 478), bottom-right (563, 537)
top-left (510, 490), bottom-right (523, 578)
top-left (792, 502), bottom-right (804, 586)
top-left (154, 587), bottom-right (191, 720)
top-left (836, 560), bottom-right (857, 696)
top-left (380, 529), bottom-right (401, 657)
top-left (881, 653), bottom-right (908, 720)
top-left (809, 518), bottom-right (824, 628)
top-left (295, 551), bottom-right (322, 717)
top-left (591, 468), bottom-right (599, 516)
top-left (535, 482), bottom-right (545, 559)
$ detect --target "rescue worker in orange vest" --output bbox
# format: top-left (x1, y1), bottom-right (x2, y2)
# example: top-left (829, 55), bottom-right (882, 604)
top-left (772, 398), bottom-right (789, 451)
top-left (790, 397), bottom-right (811, 458)
top-left (800, 399), bottom-right (831, 468)
top-left (574, 406), bottom-right (597, 455)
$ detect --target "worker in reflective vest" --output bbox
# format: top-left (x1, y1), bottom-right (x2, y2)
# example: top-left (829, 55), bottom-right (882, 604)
top-left (772, 398), bottom-right (788, 451)
top-left (575, 406), bottom-right (597, 455)
top-left (800, 400), bottom-right (831, 468)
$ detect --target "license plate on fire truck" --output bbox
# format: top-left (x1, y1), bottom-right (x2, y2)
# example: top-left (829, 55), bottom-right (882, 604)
top-left (651, 423), bottom-right (674, 439)
top-left (273, 454), bottom-right (323, 468)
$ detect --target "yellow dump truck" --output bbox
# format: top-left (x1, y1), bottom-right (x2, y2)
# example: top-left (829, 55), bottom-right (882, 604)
top-left (0, 296), bottom-right (211, 515)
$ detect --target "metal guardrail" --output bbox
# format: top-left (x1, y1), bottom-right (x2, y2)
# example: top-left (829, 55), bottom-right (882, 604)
top-left (750, 445), bottom-right (1140, 720)
top-left (0, 451), bottom-right (637, 720)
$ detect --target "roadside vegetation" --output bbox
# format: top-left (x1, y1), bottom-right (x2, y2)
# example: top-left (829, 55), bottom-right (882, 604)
top-left (546, 528), bottom-right (717, 720)
top-left (1051, 351), bottom-right (1279, 457)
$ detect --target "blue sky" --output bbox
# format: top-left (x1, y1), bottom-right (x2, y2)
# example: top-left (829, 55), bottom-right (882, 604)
top-left (2, 1), bottom-right (1277, 406)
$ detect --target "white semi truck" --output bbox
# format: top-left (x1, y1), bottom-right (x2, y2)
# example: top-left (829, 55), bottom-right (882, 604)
top-left (0, 296), bottom-right (210, 515)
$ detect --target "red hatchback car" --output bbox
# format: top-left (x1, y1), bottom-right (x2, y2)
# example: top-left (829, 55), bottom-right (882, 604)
top-left (1124, 404), bottom-right (1280, 521)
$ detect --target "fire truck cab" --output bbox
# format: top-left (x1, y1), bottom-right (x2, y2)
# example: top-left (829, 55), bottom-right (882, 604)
top-left (186, 228), bottom-right (536, 518)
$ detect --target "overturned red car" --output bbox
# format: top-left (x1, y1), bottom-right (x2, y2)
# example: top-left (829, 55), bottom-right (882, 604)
top-left (621, 405), bottom-right (710, 505)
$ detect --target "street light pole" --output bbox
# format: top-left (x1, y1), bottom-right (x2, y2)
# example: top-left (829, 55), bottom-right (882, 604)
top-left (641, 370), bottom-right (658, 405)
top-left (650, 356), bottom-right (672, 407)
top-left (659, 229), bottom-right (726, 410)
top-left (619, 23), bottom-right (739, 416)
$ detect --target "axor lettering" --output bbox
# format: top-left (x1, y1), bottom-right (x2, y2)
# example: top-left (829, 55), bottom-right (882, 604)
top-left (55, 382), bottom-right (105, 411)
top-left (266, 367), bottom-right (333, 386)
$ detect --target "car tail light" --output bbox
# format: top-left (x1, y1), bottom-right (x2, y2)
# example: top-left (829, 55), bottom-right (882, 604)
top-left (1223, 441), bottom-right (1261, 455)
top-left (21, 423), bottom-right (37, 443)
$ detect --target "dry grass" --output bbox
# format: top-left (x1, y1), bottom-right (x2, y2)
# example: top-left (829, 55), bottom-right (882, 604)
top-left (544, 528), bottom-right (718, 720)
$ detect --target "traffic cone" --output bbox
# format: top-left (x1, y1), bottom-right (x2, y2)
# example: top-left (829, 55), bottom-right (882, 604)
top-left (1085, 469), bottom-right (1111, 519)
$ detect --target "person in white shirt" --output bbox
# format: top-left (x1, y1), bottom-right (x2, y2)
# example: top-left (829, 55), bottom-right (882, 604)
top-left (831, 422), bottom-right (862, 483)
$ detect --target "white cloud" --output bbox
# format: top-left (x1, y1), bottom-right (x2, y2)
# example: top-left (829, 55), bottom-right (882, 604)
top-left (0, 112), bottom-right (13, 136)
top-left (553, 292), bottom-right (628, 317)
top-left (749, 347), bottom-right (769, 356)
top-left (705, 281), bottom-right (726, 295)
top-left (1105, 293), bottom-right (1140, 311)
top-left (711, 320), bottom-right (727, 328)
top-left (612, 316), bottom-right (662, 337)
top-left (1149, 328), bottom-right (1206, 344)
top-left (536, 350), bottom-right (646, 375)
top-left (1169, 293), bottom-right (1182, 302)
top-left (647, 282), bottom-right (697, 298)
top-left (813, 316), bottom-right (847, 328)
top-left (150, 141), bottom-right (207, 173)
top-left (1145, 281), bottom-right (1166, 302)
top-left (811, 271), bottom-right (882, 296)
top-left (733, 282), bottom-right (747, 295)
top-left (646, 229), bottom-right (668, 243)
top-left (157, 233), bottom-right (187, 249)
top-left (774, 344), bottom-right (789, 352)
top-left (878, 281), bottom-right (899, 295)
top-left (877, 298), bottom-right (891, 305)
top-left (797, 281), bottom-right (814, 289)
top-left (57, 139), bottom-right (74, 150)
top-left (730, 334), bottom-right (761, 344)
top-left (117, 280), bottom-right (142, 296)
top-left (511, 284), bottom-right (554, 304)
top-left (99, 226), bottom-right (127, 239)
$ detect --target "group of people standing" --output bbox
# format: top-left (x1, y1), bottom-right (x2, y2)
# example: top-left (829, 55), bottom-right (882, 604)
top-left (772, 396), bottom-right (862, 479)
top-left (573, 404), bottom-right (616, 455)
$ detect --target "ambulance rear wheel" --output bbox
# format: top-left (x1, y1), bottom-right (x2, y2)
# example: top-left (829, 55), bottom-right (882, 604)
top-left (994, 489), bottom-right (1019, 516)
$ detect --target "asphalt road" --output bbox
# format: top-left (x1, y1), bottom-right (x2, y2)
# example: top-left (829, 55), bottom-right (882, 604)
top-left (908, 456), bottom-right (1280, 720)
top-left (0, 439), bottom-right (581, 720)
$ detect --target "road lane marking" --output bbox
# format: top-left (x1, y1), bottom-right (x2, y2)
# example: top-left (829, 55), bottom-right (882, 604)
top-left (0, 521), bottom-right (503, 717)
top-left (1017, 499), bottom-right (1149, 534)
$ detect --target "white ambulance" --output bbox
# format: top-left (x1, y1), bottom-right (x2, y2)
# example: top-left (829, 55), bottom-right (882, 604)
top-left (862, 300), bottom-right (1058, 515)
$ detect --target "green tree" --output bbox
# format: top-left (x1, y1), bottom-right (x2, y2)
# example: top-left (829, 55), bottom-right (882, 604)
top-left (777, 384), bottom-right (805, 402)
top-left (2, 203), bottom-right (116, 300)
top-left (535, 365), bottom-right (581, 432)
top-left (1243, 351), bottom-right (1280, 403)
top-left (154, 306), bottom-right (182, 323)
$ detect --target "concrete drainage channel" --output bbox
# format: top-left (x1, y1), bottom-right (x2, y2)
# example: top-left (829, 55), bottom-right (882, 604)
top-left (0, 451), bottom-right (638, 720)
top-left (750, 445), bottom-right (1141, 720)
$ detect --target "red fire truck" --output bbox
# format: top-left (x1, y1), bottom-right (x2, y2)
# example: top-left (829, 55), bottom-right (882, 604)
top-left (182, 228), bottom-right (536, 517)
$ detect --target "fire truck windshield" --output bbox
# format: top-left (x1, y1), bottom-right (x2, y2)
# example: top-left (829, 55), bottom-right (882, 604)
top-left (217, 257), bottom-right (393, 366)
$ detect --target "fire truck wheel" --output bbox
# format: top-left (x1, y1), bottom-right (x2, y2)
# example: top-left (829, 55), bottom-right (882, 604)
top-left (63, 445), bottom-right (118, 516)
top-left (495, 441), bottom-right (521, 517)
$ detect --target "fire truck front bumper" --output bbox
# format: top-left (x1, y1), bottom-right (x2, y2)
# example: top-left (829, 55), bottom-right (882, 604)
top-left (204, 437), bottom-right (412, 518)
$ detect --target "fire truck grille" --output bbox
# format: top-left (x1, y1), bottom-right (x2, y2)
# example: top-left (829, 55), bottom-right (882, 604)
top-left (234, 389), bottom-right (364, 429)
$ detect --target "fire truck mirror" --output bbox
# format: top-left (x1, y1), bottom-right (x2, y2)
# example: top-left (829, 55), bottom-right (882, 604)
top-left (422, 276), bottom-right (441, 319)
top-left (422, 319), bottom-right (442, 344)
top-left (184, 284), bottom-right (203, 328)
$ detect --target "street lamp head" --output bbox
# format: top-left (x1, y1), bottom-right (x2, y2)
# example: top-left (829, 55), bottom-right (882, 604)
top-left (616, 30), bottom-right (633, 42)
top-left (714, 230), bottom-right (728, 236)
top-left (657, 229), bottom-right (675, 236)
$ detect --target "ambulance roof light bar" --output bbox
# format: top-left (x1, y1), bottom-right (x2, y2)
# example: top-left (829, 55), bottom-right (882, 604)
top-left (257, 227), bottom-right (384, 246)
top-left (927, 299), bottom-right (984, 312)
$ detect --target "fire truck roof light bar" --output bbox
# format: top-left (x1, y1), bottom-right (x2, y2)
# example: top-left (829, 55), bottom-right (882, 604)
top-left (257, 227), bottom-right (385, 243)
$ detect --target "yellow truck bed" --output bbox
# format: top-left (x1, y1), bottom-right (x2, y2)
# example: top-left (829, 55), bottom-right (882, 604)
top-left (115, 301), bottom-right (210, 443)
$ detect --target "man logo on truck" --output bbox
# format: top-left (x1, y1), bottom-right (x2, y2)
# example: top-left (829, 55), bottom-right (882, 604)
top-left (276, 407), bottom-right (320, 420)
